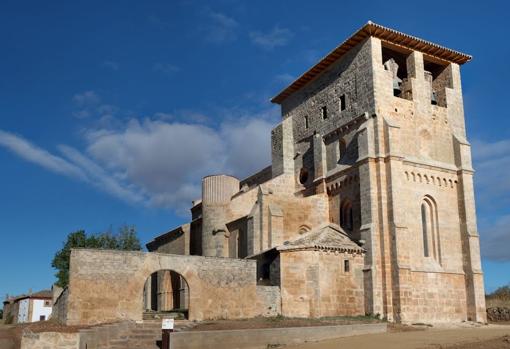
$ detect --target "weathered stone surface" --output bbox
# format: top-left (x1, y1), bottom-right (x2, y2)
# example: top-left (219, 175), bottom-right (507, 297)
top-left (20, 331), bottom-right (79, 349)
top-left (66, 249), bottom-right (274, 325)
top-left (66, 23), bottom-right (485, 326)
top-left (53, 287), bottom-right (69, 324)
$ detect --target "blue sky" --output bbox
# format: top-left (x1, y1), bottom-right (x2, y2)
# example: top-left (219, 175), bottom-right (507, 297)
top-left (0, 0), bottom-right (508, 299)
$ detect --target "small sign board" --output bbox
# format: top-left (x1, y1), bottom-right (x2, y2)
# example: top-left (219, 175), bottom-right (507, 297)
top-left (162, 318), bottom-right (174, 330)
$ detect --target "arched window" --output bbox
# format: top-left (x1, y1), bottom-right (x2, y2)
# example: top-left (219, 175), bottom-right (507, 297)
top-left (420, 196), bottom-right (440, 262)
top-left (340, 200), bottom-right (353, 231)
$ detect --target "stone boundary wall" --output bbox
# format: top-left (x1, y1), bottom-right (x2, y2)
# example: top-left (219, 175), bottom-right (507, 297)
top-left (170, 323), bottom-right (387, 349)
top-left (20, 331), bottom-right (78, 349)
top-left (66, 249), bottom-right (270, 325)
top-left (52, 287), bottom-right (69, 324)
top-left (487, 307), bottom-right (510, 322)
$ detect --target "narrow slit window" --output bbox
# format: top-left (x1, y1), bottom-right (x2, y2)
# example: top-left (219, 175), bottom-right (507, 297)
top-left (421, 203), bottom-right (430, 257)
top-left (321, 106), bottom-right (328, 119)
top-left (340, 95), bottom-right (346, 111)
top-left (304, 115), bottom-right (309, 129)
top-left (344, 260), bottom-right (350, 273)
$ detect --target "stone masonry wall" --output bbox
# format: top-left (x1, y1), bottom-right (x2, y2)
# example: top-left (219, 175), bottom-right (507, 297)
top-left (52, 287), bottom-right (69, 324)
top-left (280, 250), bottom-right (364, 318)
top-left (281, 38), bottom-right (375, 193)
top-left (255, 286), bottom-right (281, 317)
top-left (66, 249), bottom-right (273, 325)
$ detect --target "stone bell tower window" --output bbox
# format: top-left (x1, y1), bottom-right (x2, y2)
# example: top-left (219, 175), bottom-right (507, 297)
top-left (339, 94), bottom-right (346, 111)
top-left (321, 106), bottom-right (328, 120)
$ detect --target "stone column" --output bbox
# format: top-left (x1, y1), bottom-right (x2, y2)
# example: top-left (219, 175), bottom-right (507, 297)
top-left (144, 278), bottom-right (152, 311)
top-left (356, 114), bottom-right (384, 317)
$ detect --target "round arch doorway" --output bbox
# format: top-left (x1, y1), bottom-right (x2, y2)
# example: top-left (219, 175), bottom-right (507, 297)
top-left (143, 270), bottom-right (189, 320)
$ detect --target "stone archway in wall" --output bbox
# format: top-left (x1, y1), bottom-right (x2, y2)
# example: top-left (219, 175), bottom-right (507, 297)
top-left (143, 269), bottom-right (190, 319)
top-left (65, 250), bottom-right (260, 325)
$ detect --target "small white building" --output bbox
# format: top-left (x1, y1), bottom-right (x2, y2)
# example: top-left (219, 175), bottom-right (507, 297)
top-left (3, 290), bottom-right (53, 324)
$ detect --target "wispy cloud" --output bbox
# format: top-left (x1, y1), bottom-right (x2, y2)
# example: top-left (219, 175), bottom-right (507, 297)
top-left (472, 138), bottom-right (510, 261)
top-left (71, 91), bottom-right (119, 121)
top-left (274, 73), bottom-right (295, 85)
top-left (0, 130), bottom-right (86, 181)
top-left (480, 214), bottom-right (510, 262)
top-left (102, 60), bottom-right (119, 71)
top-left (472, 139), bottom-right (510, 206)
top-left (0, 108), bottom-right (278, 215)
top-left (58, 145), bottom-right (145, 204)
top-left (203, 10), bottom-right (239, 43)
top-left (153, 63), bottom-right (180, 75)
top-left (72, 91), bottom-right (100, 107)
top-left (250, 26), bottom-right (293, 50)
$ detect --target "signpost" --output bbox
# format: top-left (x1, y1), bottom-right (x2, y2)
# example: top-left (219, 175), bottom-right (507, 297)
top-left (162, 318), bottom-right (174, 349)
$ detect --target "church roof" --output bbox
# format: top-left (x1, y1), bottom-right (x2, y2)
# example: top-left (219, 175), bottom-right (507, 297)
top-left (271, 21), bottom-right (472, 104)
top-left (277, 223), bottom-right (364, 254)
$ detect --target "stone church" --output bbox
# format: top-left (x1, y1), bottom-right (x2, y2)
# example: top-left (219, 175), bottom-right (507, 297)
top-left (59, 22), bottom-right (486, 326)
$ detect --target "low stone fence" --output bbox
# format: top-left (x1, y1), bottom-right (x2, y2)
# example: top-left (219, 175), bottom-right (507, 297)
top-left (487, 307), bottom-right (510, 322)
top-left (20, 331), bottom-right (79, 349)
top-left (170, 323), bottom-right (387, 349)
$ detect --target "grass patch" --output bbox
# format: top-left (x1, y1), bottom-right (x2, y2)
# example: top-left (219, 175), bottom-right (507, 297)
top-left (486, 285), bottom-right (510, 308)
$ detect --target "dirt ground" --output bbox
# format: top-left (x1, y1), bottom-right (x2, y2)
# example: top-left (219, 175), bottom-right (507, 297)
top-left (287, 324), bottom-right (510, 349)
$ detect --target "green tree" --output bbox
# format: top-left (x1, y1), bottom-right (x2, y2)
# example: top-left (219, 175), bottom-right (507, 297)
top-left (51, 225), bottom-right (142, 287)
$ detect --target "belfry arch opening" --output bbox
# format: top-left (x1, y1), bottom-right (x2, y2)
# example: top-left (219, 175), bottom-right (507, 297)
top-left (143, 270), bottom-right (189, 320)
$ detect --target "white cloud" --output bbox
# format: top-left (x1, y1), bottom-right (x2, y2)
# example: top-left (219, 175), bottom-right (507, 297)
top-left (72, 91), bottom-right (104, 119)
top-left (0, 130), bottom-right (86, 181)
top-left (204, 10), bottom-right (239, 43)
top-left (472, 139), bottom-right (510, 206)
top-left (72, 110), bottom-right (91, 119)
top-left (250, 26), bottom-right (293, 50)
top-left (72, 91), bottom-right (100, 107)
top-left (221, 116), bottom-right (275, 178)
top-left (0, 109), bottom-right (278, 215)
top-left (480, 214), bottom-right (510, 262)
top-left (274, 73), bottom-right (295, 85)
top-left (472, 138), bottom-right (510, 261)
top-left (58, 145), bottom-right (146, 204)
top-left (71, 91), bottom-right (119, 121)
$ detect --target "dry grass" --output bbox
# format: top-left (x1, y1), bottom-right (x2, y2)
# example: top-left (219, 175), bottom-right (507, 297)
top-left (486, 286), bottom-right (510, 308)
